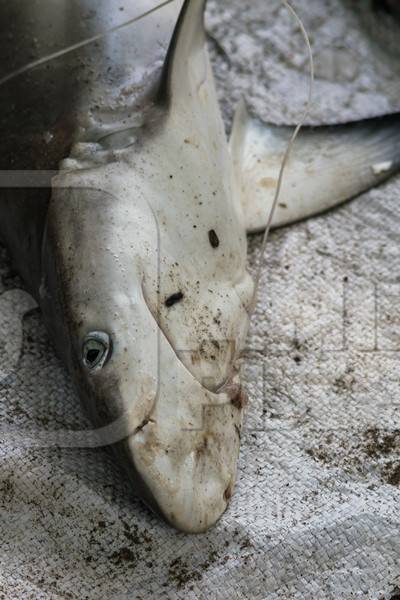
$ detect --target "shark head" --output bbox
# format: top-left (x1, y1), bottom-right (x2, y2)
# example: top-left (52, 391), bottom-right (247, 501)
top-left (40, 0), bottom-right (254, 533)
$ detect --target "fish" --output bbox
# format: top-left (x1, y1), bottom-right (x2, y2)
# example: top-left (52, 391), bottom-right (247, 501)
top-left (0, 0), bottom-right (400, 533)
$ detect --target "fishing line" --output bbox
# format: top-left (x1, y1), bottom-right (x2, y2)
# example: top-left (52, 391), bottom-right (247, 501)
top-left (0, 0), bottom-right (176, 88)
top-left (249, 0), bottom-right (315, 315)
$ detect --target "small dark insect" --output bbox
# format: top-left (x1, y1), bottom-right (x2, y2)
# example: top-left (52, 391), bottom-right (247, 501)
top-left (165, 291), bottom-right (184, 307)
top-left (208, 229), bottom-right (220, 248)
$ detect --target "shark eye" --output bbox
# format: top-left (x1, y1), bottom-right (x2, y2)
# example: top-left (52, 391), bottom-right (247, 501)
top-left (82, 332), bottom-right (111, 371)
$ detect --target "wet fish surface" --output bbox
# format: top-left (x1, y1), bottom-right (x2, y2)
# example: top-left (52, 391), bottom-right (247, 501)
top-left (1, 0), bottom-right (400, 532)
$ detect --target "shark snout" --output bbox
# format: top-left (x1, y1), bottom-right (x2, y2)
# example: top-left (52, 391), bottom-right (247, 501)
top-left (125, 367), bottom-right (243, 533)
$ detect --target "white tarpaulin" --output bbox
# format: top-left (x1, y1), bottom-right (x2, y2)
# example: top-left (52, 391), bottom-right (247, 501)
top-left (1, 1), bottom-right (400, 598)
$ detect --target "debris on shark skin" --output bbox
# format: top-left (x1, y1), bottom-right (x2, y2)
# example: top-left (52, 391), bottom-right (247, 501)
top-left (2, 0), bottom-right (400, 532)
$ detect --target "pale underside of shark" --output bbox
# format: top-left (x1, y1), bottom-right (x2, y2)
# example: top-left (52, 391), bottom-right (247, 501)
top-left (0, 0), bottom-right (399, 532)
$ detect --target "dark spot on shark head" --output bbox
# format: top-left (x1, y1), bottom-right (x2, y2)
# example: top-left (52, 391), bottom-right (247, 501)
top-left (208, 229), bottom-right (220, 248)
top-left (165, 291), bottom-right (184, 307)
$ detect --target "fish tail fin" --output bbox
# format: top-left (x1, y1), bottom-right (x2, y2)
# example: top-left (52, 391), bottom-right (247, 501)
top-left (230, 101), bottom-right (400, 232)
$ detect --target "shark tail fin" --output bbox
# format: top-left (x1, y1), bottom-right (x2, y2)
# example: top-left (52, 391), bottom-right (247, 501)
top-left (230, 100), bottom-right (400, 233)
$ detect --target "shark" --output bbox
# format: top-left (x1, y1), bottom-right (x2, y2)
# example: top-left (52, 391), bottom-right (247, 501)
top-left (0, 0), bottom-right (399, 532)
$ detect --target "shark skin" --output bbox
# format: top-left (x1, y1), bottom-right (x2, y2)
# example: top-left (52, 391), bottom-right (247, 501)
top-left (0, 0), bottom-right (252, 533)
top-left (1, 0), bottom-right (400, 532)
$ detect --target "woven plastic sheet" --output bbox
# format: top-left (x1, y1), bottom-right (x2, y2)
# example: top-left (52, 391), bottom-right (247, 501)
top-left (1, 1), bottom-right (400, 598)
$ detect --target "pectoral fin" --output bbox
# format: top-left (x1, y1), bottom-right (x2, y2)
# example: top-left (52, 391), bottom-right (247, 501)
top-left (230, 100), bottom-right (400, 233)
